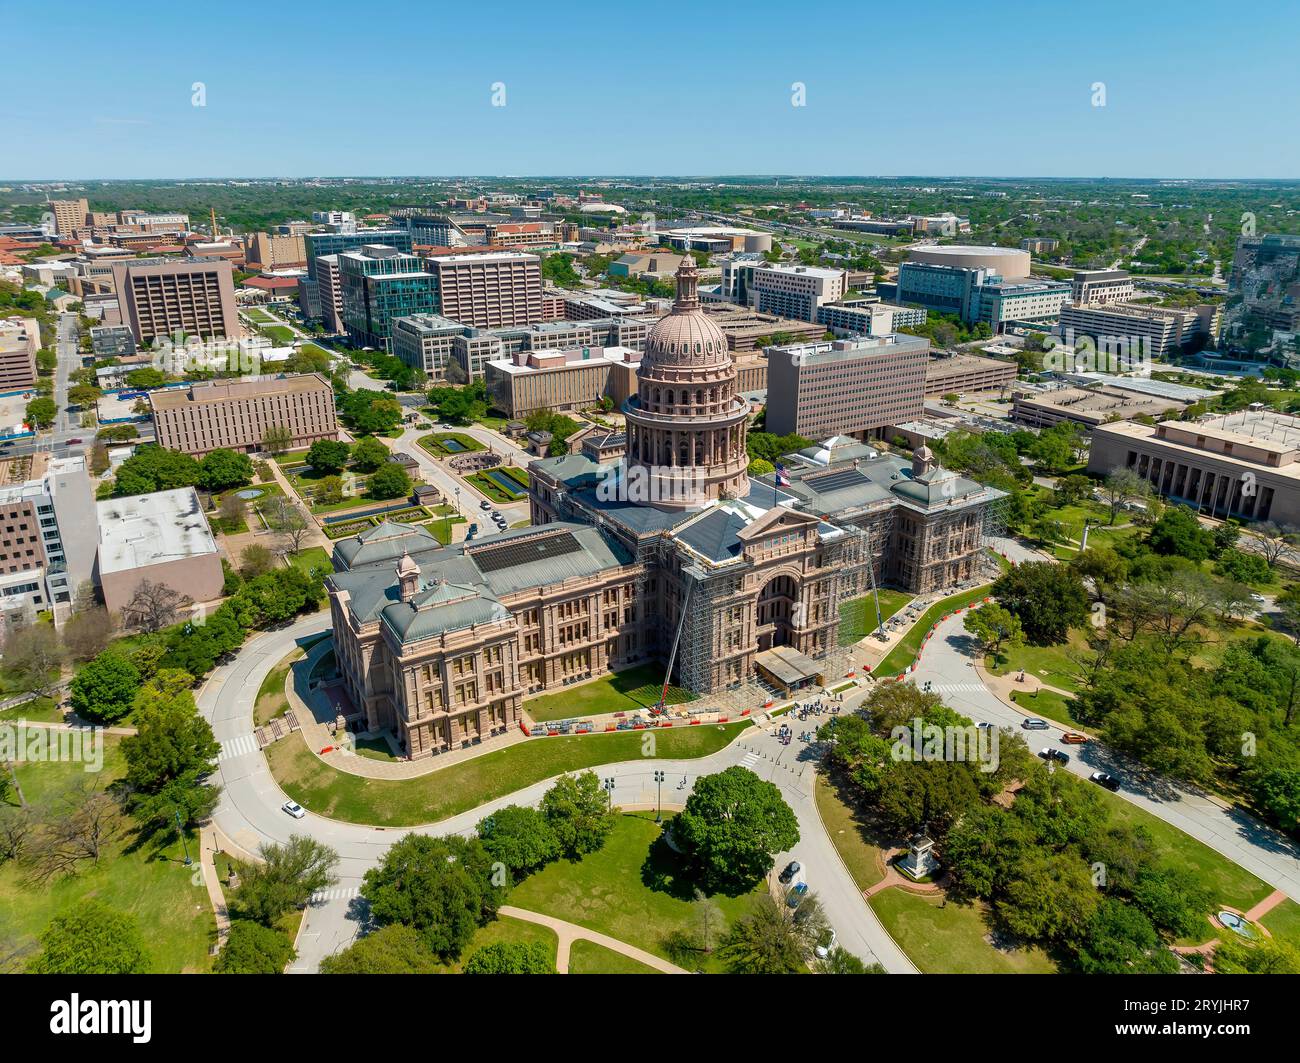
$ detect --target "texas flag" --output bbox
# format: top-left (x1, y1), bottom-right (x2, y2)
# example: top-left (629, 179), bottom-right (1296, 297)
top-left (775, 463), bottom-right (791, 487)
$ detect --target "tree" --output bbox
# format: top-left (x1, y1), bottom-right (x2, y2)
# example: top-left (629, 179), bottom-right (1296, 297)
top-left (264, 495), bottom-right (312, 556)
top-left (367, 462), bottom-right (411, 500)
top-left (462, 941), bottom-right (555, 974)
top-left (963, 603), bottom-right (1024, 658)
top-left (875, 757), bottom-right (982, 840)
top-left (111, 445), bottom-right (202, 497)
top-left (0, 622), bottom-right (62, 697)
top-left (1245, 521), bottom-right (1300, 568)
top-left (69, 651), bottom-right (140, 723)
top-left (361, 833), bottom-right (504, 961)
top-left (25, 396), bottom-right (57, 430)
top-left (218, 490), bottom-right (247, 532)
top-left (538, 772), bottom-right (616, 859)
top-left (121, 672), bottom-right (219, 795)
top-left (719, 893), bottom-right (811, 974)
top-left (312, 474), bottom-right (345, 506)
top-left (120, 579), bottom-right (191, 632)
top-left (992, 561), bottom-right (1089, 646)
top-left (1276, 584), bottom-right (1300, 645)
top-left (1102, 467), bottom-right (1151, 524)
top-left (27, 901), bottom-right (148, 974)
top-left (1075, 897), bottom-right (1178, 974)
top-left (262, 424), bottom-right (294, 456)
top-left (476, 804), bottom-right (560, 877)
top-left (1213, 936), bottom-right (1300, 974)
top-left (319, 925), bottom-right (440, 974)
top-left (306, 439), bottom-right (351, 475)
top-left (1146, 504), bottom-right (1215, 562)
top-left (350, 434), bottom-right (390, 473)
top-left (674, 767), bottom-right (801, 894)
top-left (199, 448), bottom-right (254, 492)
top-left (239, 543), bottom-right (276, 580)
top-left (67, 383), bottom-right (101, 408)
top-left (817, 947), bottom-right (885, 974)
top-left (214, 920), bottom-right (295, 974)
top-left (997, 851), bottom-right (1099, 944)
top-left (234, 835), bottom-right (339, 927)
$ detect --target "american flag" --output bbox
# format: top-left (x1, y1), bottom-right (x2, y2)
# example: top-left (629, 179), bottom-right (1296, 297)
top-left (775, 463), bottom-right (790, 487)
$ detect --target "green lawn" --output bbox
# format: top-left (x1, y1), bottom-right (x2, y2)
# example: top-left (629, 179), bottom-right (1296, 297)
top-left (353, 735), bottom-right (401, 762)
top-left (813, 772), bottom-right (886, 891)
top-left (987, 628), bottom-right (1093, 693)
top-left (567, 938), bottom-right (662, 974)
top-left (0, 696), bottom-right (61, 723)
top-left (265, 719), bottom-right (750, 828)
top-left (1009, 688), bottom-right (1082, 727)
top-left (418, 432), bottom-right (484, 456)
top-left (0, 737), bottom-right (215, 973)
top-left (427, 914), bottom-right (558, 973)
top-left (421, 514), bottom-right (466, 545)
top-left (874, 583), bottom-right (993, 678)
top-left (869, 890), bottom-right (1057, 974)
top-left (508, 813), bottom-right (758, 972)
top-left (244, 308), bottom-right (275, 324)
top-left (1260, 899), bottom-right (1300, 950)
top-left (258, 324), bottom-right (296, 344)
top-left (838, 588), bottom-right (913, 646)
top-left (523, 662), bottom-right (695, 723)
top-left (255, 647), bottom-right (303, 726)
top-left (287, 546), bottom-right (332, 579)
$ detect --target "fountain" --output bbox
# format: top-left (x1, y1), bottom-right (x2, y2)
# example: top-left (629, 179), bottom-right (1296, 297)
top-left (1217, 911), bottom-right (1257, 939)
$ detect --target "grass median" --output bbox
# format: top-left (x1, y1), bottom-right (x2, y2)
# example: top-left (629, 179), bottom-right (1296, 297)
top-left (874, 584), bottom-right (993, 678)
top-left (264, 719), bottom-right (751, 827)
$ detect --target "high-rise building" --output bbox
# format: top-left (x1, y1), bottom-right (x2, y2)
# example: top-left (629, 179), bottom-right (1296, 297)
top-left (893, 245), bottom-right (1070, 329)
top-left (764, 334), bottom-right (929, 440)
top-left (1228, 233), bottom-right (1300, 338)
top-left (338, 245), bottom-right (439, 350)
top-left (149, 373), bottom-right (339, 456)
top-left (314, 255), bottom-right (344, 333)
top-left (49, 198), bottom-right (89, 236)
top-left (245, 231), bottom-right (307, 270)
top-left (430, 251), bottom-right (542, 329)
top-left (305, 228), bottom-right (412, 283)
top-left (111, 257), bottom-right (241, 347)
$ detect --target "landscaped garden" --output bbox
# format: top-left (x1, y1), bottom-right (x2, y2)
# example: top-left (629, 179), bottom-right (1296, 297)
top-left (467, 466), bottom-right (530, 504)
top-left (418, 432), bottom-right (485, 457)
top-left (522, 662), bottom-right (694, 723)
top-left (264, 717), bottom-right (749, 827)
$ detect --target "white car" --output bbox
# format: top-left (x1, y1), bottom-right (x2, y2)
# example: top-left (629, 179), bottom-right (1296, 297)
top-left (282, 800), bottom-right (306, 819)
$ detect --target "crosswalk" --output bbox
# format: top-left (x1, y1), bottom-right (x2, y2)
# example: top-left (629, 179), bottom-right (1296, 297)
top-left (310, 886), bottom-right (361, 905)
top-left (740, 750), bottom-right (761, 769)
top-left (926, 683), bottom-right (988, 694)
top-left (218, 733), bottom-right (259, 762)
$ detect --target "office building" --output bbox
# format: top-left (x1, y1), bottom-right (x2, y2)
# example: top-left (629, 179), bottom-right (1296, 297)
top-left (1020, 237), bottom-right (1060, 253)
top-left (88, 324), bottom-right (137, 360)
top-left (245, 231), bottom-right (307, 270)
top-left (312, 210), bottom-right (357, 232)
top-left (1070, 269), bottom-right (1134, 305)
top-left (0, 455), bottom-right (96, 623)
top-left (338, 245), bottom-right (439, 350)
top-left (894, 245), bottom-right (1070, 329)
top-left (1228, 233), bottom-right (1300, 337)
top-left (764, 334), bottom-right (929, 440)
top-left (149, 372), bottom-right (338, 457)
top-left (817, 301), bottom-right (927, 337)
top-left (486, 346), bottom-right (643, 418)
top-left (1056, 301), bottom-right (1219, 359)
top-left (1088, 410), bottom-right (1300, 525)
top-left (430, 251), bottom-right (542, 329)
top-left (95, 487), bottom-right (224, 616)
top-left (304, 228), bottom-right (413, 283)
top-left (111, 257), bottom-right (241, 347)
top-left (0, 317), bottom-right (40, 391)
top-left (1011, 382), bottom-right (1189, 430)
top-left (747, 263), bottom-right (846, 322)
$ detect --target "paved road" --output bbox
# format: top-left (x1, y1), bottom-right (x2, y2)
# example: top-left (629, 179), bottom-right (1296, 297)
top-left (910, 610), bottom-right (1300, 901)
top-left (198, 615), bottom-right (917, 974)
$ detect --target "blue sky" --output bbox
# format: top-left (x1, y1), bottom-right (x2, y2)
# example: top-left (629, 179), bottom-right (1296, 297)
top-left (3, 0), bottom-right (1297, 179)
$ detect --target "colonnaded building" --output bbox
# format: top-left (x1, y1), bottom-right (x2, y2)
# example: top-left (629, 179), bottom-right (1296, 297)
top-left (326, 259), bottom-right (1004, 759)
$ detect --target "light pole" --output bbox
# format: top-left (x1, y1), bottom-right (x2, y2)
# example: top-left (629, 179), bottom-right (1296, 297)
top-left (175, 809), bottom-right (192, 867)
top-left (603, 776), bottom-right (615, 810)
top-left (653, 770), bottom-right (665, 823)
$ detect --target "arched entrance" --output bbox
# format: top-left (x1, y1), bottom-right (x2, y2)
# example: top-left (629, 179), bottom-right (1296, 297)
top-left (756, 574), bottom-right (799, 652)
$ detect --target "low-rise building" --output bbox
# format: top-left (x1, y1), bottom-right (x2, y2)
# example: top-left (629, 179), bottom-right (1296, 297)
top-left (486, 346), bottom-right (643, 418)
top-left (1011, 382), bottom-right (1187, 430)
top-left (1056, 300), bottom-right (1220, 359)
top-left (924, 353), bottom-right (1017, 396)
top-left (149, 372), bottom-right (338, 456)
top-left (95, 487), bottom-right (224, 615)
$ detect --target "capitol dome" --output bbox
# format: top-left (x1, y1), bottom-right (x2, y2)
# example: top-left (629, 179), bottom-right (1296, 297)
top-left (641, 256), bottom-right (730, 372)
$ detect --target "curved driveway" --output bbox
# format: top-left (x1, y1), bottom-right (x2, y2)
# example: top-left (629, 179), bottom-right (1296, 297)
top-left (198, 614), bottom-right (917, 974)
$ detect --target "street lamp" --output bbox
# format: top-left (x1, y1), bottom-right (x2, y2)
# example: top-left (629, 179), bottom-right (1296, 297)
top-left (653, 770), bottom-right (666, 824)
top-left (175, 809), bottom-right (192, 867)
top-left (603, 776), bottom-right (615, 809)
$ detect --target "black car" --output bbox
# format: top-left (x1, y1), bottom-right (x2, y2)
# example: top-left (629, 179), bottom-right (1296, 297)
top-left (778, 860), bottom-right (801, 884)
top-left (1038, 747), bottom-right (1070, 765)
top-left (1089, 771), bottom-right (1122, 792)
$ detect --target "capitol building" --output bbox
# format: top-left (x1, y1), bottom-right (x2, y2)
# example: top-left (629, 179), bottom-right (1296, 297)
top-left (326, 259), bottom-right (1003, 760)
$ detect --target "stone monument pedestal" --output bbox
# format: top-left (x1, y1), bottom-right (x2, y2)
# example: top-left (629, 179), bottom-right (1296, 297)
top-left (897, 835), bottom-right (939, 881)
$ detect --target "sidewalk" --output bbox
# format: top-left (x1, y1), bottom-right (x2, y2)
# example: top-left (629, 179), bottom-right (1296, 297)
top-left (499, 905), bottom-right (687, 974)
